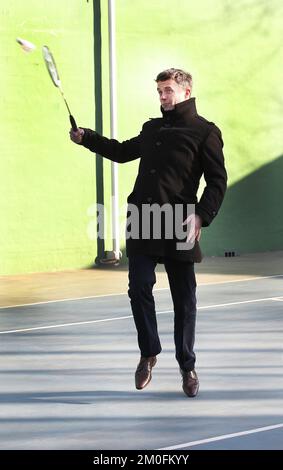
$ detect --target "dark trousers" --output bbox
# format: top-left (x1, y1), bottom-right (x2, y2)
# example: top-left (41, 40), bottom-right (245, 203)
top-left (128, 254), bottom-right (196, 372)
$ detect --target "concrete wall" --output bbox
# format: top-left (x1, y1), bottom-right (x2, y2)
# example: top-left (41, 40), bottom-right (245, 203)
top-left (111, 0), bottom-right (283, 257)
top-left (0, 0), bottom-right (96, 274)
top-left (1, 0), bottom-right (282, 274)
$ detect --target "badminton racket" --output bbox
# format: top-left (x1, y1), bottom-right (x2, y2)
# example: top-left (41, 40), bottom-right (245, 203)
top-left (42, 45), bottom-right (78, 131)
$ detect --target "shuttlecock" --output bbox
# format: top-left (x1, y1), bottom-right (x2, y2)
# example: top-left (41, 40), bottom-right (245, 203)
top-left (16, 37), bottom-right (36, 53)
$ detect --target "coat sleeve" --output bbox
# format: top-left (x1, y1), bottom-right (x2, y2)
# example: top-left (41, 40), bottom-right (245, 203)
top-left (79, 128), bottom-right (141, 164)
top-left (196, 126), bottom-right (227, 227)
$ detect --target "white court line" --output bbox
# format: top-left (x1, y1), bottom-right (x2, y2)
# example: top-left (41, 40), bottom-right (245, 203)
top-left (0, 314), bottom-right (134, 335)
top-left (0, 295), bottom-right (281, 335)
top-left (0, 273), bottom-right (282, 310)
top-left (158, 423), bottom-right (283, 450)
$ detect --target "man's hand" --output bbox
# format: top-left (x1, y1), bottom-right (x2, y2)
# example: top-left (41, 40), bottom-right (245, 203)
top-left (182, 214), bottom-right (202, 244)
top-left (69, 127), bottom-right (84, 144)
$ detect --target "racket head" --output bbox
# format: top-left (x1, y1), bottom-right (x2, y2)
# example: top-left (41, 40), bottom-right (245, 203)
top-left (42, 45), bottom-right (61, 88)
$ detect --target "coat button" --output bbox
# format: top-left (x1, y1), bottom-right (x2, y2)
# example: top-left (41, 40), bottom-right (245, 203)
top-left (150, 168), bottom-right (156, 174)
top-left (156, 141), bottom-right (162, 146)
top-left (147, 197), bottom-right (152, 202)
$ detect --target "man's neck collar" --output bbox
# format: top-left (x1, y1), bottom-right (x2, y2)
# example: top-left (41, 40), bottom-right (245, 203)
top-left (161, 97), bottom-right (197, 118)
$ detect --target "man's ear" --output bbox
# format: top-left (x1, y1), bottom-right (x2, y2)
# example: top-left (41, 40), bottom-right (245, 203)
top-left (185, 87), bottom-right (191, 99)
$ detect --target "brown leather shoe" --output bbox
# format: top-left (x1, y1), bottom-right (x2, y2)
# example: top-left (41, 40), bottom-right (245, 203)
top-left (180, 369), bottom-right (199, 397)
top-left (135, 356), bottom-right (157, 390)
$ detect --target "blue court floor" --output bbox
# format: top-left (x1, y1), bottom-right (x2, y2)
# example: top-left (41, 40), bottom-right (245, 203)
top-left (0, 253), bottom-right (282, 449)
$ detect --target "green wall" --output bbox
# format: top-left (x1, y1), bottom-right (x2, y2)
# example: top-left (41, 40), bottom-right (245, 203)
top-left (110, 0), bottom-right (283, 257)
top-left (0, 0), bottom-right (96, 274)
top-left (1, 0), bottom-right (283, 274)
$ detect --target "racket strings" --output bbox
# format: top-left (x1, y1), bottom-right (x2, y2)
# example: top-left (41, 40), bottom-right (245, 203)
top-left (42, 45), bottom-right (77, 131)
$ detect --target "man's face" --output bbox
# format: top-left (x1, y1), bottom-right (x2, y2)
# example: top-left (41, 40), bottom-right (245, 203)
top-left (157, 78), bottom-right (191, 111)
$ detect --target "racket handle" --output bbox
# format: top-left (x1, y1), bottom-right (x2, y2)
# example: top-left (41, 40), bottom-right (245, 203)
top-left (69, 114), bottom-right (78, 132)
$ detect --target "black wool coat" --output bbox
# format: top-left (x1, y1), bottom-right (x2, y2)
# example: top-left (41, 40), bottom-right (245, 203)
top-left (80, 98), bottom-right (227, 263)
